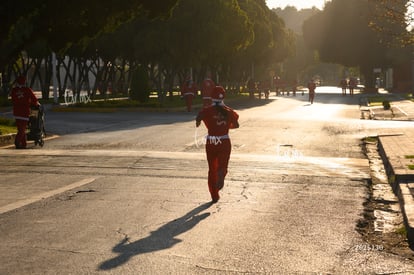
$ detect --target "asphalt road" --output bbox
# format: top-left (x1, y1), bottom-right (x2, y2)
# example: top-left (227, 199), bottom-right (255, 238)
top-left (0, 87), bottom-right (413, 274)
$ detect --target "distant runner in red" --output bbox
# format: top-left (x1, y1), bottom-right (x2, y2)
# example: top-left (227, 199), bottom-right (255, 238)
top-left (10, 76), bottom-right (39, 149)
top-left (181, 78), bottom-right (198, 112)
top-left (307, 79), bottom-right (316, 104)
top-left (340, 78), bottom-right (348, 96)
top-left (196, 86), bottom-right (239, 203)
top-left (349, 77), bottom-right (357, 96)
top-left (201, 72), bottom-right (215, 108)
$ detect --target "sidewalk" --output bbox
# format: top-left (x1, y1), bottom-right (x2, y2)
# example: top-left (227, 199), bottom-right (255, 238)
top-left (368, 99), bottom-right (414, 121)
top-left (376, 98), bottom-right (414, 245)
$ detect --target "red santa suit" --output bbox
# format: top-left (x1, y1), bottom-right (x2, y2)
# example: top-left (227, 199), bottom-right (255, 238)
top-left (10, 76), bottom-right (39, 148)
top-left (201, 77), bottom-right (215, 108)
top-left (307, 80), bottom-right (316, 104)
top-left (196, 86), bottom-right (239, 203)
top-left (181, 79), bottom-right (198, 112)
top-left (349, 77), bottom-right (357, 96)
top-left (340, 79), bottom-right (348, 95)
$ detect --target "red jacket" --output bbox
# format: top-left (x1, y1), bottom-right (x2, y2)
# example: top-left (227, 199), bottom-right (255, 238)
top-left (181, 80), bottom-right (198, 97)
top-left (197, 105), bottom-right (239, 136)
top-left (11, 86), bottom-right (39, 120)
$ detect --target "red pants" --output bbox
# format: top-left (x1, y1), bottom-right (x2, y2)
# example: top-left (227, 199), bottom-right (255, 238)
top-left (309, 91), bottom-right (315, 104)
top-left (205, 138), bottom-right (231, 201)
top-left (15, 119), bottom-right (28, 148)
top-left (184, 95), bottom-right (193, 112)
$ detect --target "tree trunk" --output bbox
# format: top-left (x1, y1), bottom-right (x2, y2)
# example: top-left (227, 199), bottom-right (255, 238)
top-left (361, 65), bottom-right (378, 93)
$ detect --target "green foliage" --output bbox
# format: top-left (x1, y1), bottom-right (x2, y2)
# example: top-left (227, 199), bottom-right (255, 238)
top-left (0, 96), bottom-right (11, 107)
top-left (129, 66), bottom-right (150, 102)
top-left (0, 0), bottom-right (179, 68)
top-left (302, 0), bottom-right (408, 88)
top-left (238, 0), bottom-right (293, 66)
top-left (369, 0), bottom-right (413, 47)
top-left (273, 8), bottom-right (321, 83)
top-left (363, 136), bottom-right (378, 143)
top-left (1, 0), bottom-right (294, 97)
top-left (395, 225), bottom-right (407, 236)
top-left (273, 6), bottom-right (320, 35)
top-left (0, 117), bottom-right (15, 127)
top-left (0, 117), bottom-right (16, 135)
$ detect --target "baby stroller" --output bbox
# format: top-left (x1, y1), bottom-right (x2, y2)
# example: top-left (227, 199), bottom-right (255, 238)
top-left (27, 105), bottom-right (46, 147)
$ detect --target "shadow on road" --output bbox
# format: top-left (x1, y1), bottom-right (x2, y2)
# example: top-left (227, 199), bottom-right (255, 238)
top-left (269, 86), bottom-right (365, 106)
top-left (98, 202), bottom-right (212, 271)
top-left (230, 97), bottom-right (275, 110)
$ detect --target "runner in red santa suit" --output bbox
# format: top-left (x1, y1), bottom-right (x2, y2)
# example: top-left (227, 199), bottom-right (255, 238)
top-left (10, 76), bottom-right (39, 149)
top-left (307, 79), bottom-right (316, 104)
top-left (196, 86), bottom-right (239, 203)
top-left (181, 78), bottom-right (198, 112)
top-left (349, 77), bottom-right (357, 96)
top-left (201, 72), bottom-right (215, 108)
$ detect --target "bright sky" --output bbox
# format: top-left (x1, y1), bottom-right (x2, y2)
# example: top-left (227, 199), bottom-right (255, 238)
top-left (266, 0), bottom-right (330, 10)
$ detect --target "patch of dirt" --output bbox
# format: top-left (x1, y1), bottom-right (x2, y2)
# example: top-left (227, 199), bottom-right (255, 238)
top-left (358, 138), bottom-right (414, 260)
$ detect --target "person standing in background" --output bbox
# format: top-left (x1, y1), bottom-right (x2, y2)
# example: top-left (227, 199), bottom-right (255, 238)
top-left (349, 77), bottom-right (357, 96)
top-left (201, 72), bottom-right (215, 108)
top-left (340, 78), bottom-right (348, 96)
top-left (181, 78), bottom-right (198, 112)
top-left (10, 75), bottom-right (39, 149)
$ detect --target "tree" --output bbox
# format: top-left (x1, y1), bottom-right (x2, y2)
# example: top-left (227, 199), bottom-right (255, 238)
top-left (273, 7), bottom-right (320, 83)
top-left (302, 0), bottom-right (402, 89)
top-left (171, 0), bottom-right (253, 74)
top-left (233, 0), bottom-right (294, 83)
top-left (0, 0), bottom-right (179, 69)
top-left (272, 6), bottom-right (320, 34)
top-left (1, 0), bottom-right (294, 102)
top-left (369, 0), bottom-right (413, 46)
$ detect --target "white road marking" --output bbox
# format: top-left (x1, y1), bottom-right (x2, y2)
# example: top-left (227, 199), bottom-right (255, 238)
top-left (0, 178), bottom-right (96, 214)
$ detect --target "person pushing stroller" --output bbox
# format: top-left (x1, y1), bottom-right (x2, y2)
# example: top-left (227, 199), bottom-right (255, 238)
top-left (10, 75), bottom-right (40, 149)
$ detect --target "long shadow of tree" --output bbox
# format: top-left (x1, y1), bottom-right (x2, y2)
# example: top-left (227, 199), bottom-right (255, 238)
top-left (99, 202), bottom-right (212, 270)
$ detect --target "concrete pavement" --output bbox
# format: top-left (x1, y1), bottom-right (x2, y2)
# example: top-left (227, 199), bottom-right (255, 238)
top-left (1, 94), bottom-right (414, 246)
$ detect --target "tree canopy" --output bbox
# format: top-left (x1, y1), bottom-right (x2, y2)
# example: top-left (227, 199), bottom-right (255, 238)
top-left (1, 0), bottom-right (294, 102)
top-left (302, 0), bottom-right (411, 88)
top-left (368, 0), bottom-right (414, 46)
top-left (0, 0), bottom-right (179, 68)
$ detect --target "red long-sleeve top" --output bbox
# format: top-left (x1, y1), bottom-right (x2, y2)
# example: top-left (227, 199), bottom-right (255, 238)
top-left (11, 86), bottom-right (39, 120)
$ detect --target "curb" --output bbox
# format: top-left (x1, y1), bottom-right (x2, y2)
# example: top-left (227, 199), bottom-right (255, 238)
top-left (378, 136), bottom-right (414, 245)
top-left (0, 133), bottom-right (16, 147)
top-left (398, 181), bottom-right (414, 246)
top-left (0, 134), bottom-right (59, 149)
